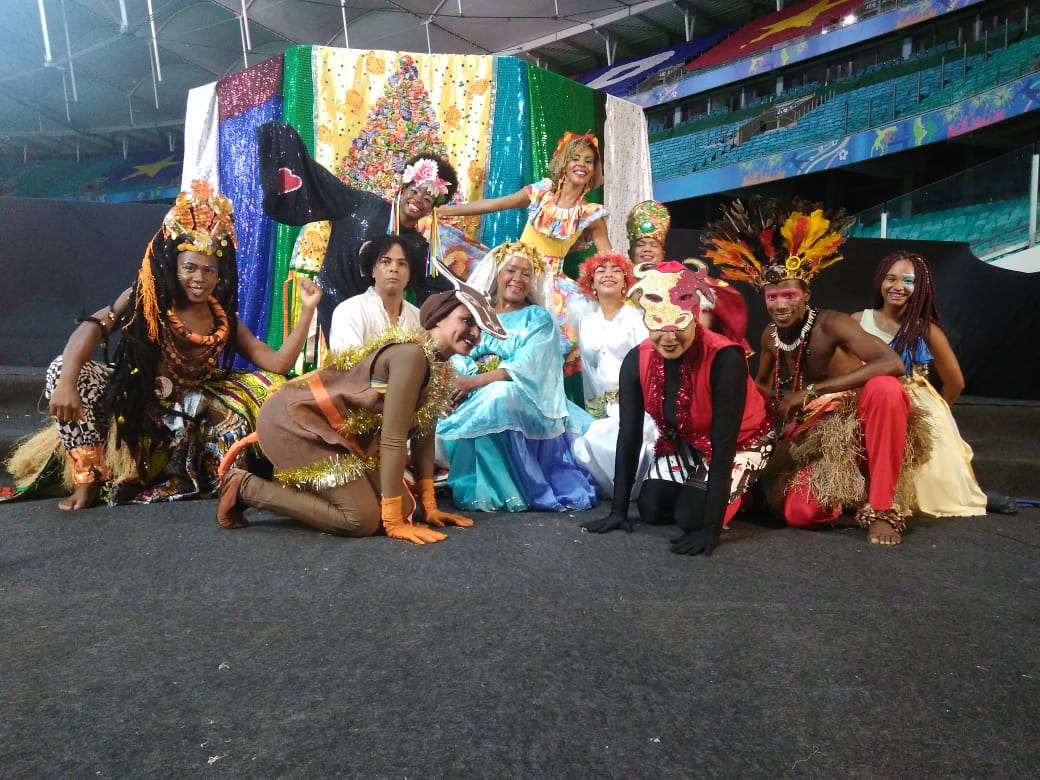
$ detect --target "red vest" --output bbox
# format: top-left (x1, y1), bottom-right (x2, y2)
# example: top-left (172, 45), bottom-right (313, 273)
top-left (638, 328), bottom-right (769, 454)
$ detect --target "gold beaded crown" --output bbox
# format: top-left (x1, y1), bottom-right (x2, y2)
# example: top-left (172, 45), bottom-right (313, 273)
top-left (702, 197), bottom-right (854, 289)
top-left (490, 240), bottom-right (548, 276)
top-left (163, 179), bottom-right (237, 257)
top-left (626, 200), bottom-right (670, 246)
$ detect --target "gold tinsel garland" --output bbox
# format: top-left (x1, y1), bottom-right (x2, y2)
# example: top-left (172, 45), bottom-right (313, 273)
top-left (276, 327), bottom-right (455, 490)
top-left (275, 453), bottom-right (381, 492)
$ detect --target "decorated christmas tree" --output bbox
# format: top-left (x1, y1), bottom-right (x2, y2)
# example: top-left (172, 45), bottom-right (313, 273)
top-left (334, 55), bottom-right (446, 199)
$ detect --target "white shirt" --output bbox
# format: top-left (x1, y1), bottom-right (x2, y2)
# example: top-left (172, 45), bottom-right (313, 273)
top-left (328, 287), bottom-right (421, 354)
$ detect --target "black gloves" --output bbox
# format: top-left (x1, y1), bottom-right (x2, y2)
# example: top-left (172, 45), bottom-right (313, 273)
top-left (670, 527), bottom-right (719, 556)
top-left (581, 511), bottom-right (634, 534)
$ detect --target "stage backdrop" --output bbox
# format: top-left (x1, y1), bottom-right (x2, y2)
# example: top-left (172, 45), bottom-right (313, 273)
top-left (668, 229), bottom-right (1040, 400)
top-left (183, 45), bottom-right (653, 353)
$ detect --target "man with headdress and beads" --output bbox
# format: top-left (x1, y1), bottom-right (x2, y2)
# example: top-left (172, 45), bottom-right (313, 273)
top-left (704, 197), bottom-right (930, 546)
top-left (256, 121), bottom-right (459, 340)
top-left (581, 260), bottom-right (774, 557)
top-left (4, 181), bottom-right (320, 510)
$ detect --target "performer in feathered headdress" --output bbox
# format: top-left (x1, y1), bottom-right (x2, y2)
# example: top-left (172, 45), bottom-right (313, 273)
top-left (580, 260), bottom-right (774, 557)
top-left (703, 196), bottom-right (932, 546)
top-left (3, 181), bottom-right (321, 509)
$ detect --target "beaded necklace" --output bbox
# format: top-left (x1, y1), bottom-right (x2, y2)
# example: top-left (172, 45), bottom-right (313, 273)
top-left (773, 307), bottom-right (816, 352)
top-left (772, 308), bottom-right (816, 403)
top-left (158, 297), bottom-right (229, 386)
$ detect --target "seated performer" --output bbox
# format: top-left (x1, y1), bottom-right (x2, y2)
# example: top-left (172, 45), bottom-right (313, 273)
top-left (8, 181), bottom-right (319, 510)
top-left (436, 241), bottom-right (597, 512)
top-left (256, 121), bottom-right (458, 337)
top-left (327, 235), bottom-right (422, 354)
top-left (704, 197), bottom-right (929, 546)
top-left (216, 279), bottom-right (507, 543)
top-left (852, 250), bottom-right (1005, 517)
top-left (570, 252), bottom-right (654, 498)
top-left (439, 131), bottom-right (611, 390)
top-left (581, 260), bottom-right (774, 556)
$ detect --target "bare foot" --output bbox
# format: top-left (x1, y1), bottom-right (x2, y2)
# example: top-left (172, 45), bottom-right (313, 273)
top-left (867, 518), bottom-right (902, 546)
top-left (58, 483), bottom-right (100, 511)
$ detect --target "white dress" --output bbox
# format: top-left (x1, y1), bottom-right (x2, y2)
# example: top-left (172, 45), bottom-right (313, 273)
top-left (572, 304), bottom-right (657, 498)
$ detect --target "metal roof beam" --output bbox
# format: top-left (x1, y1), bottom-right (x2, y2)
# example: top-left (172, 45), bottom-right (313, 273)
top-left (496, 0), bottom-right (676, 54)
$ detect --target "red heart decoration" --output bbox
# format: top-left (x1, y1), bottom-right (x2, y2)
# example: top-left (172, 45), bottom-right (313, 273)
top-left (278, 167), bottom-right (302, 194)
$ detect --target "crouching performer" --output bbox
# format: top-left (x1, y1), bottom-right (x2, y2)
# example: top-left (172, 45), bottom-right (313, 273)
top-left (216, 276), bottom-right (506, 544)
top-left (581, 260), bottom-right (775, 556)
top-left (704, 197), bottom-right (932, 545)
top-left (4, 181), bottom-right (319, 508)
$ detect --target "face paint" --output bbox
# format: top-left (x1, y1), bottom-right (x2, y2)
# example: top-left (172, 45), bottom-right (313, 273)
top-left (901, 273), bottom-right (916, 293)
top-left (764, 288), bottom-right (804, 305)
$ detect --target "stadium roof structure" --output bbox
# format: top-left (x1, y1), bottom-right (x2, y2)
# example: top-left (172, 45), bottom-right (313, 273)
top-left (1, 0), bottom-right (775, 159)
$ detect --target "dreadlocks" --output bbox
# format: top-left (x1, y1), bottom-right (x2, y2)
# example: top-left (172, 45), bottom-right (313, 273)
top-left (104, 230), bottom-right (240, 458)
top-left (870, 250), bottom-right (944, 374)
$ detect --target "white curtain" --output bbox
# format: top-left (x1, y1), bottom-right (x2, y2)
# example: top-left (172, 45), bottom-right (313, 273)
top-left (181, 82), bottom-right (221, 193)
top-left (603, 94), bottom-right (654, 254)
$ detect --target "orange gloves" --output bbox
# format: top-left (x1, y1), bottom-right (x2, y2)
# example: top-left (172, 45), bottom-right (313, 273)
top-left (417, 478), bottom-right (474, 528)
top-left (381, 496), bottom-right (447, 545)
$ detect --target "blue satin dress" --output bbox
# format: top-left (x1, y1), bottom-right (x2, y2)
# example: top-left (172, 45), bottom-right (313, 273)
top-left (437, 304), bottom-right (596, 512)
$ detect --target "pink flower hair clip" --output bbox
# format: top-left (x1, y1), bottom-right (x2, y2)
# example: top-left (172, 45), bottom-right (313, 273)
top-left (402, 158), bottom-right (448, 199)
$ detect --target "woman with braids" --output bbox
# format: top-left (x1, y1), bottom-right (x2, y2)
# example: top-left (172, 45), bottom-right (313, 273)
top-left (851, 250), bottom-right (993, 517)
top-left (8, 181), bottom-right (320, 510)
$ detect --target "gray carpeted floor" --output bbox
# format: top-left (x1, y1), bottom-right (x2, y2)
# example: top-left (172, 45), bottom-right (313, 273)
top-left (2, 497), bottom-right (1038, 778)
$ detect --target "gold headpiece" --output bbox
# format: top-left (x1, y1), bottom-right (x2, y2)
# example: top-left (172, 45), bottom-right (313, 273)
top-left (163, 179), bottom-right (236, 257)
top-left (702, 197), bottom-right (854, 289)
top-left (490, 241), bottom-right (548, 276)
top-left (628, 259), bottom-right (715, 332)
top-left (626, 200), bottom-right (670, 246)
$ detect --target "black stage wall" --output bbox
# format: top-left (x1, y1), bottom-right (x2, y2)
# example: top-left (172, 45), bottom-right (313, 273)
top-left (668, 230), bottom-right (1040, 400)
top-left (0, 200), bottom-right (1037, 399)
top-left (0, 197), bottom-right (169, 366)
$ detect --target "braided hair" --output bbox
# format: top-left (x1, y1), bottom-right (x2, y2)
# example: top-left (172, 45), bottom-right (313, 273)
top-left (870, 250), bottom-right (944, 369)
top-left (104, 230), bottom-right (240, 458)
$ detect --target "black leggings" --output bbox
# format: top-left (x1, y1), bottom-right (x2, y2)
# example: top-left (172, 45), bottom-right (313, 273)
top-left (637, 479), bottom-right (708, 532)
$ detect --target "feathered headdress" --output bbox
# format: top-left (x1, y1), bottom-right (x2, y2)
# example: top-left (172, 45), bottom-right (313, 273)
top-left (702, 197), bottom-right (855, 289)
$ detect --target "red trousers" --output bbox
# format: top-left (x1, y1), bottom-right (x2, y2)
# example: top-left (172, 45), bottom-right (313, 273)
top-left (784, 375), bottom-right (910, 528)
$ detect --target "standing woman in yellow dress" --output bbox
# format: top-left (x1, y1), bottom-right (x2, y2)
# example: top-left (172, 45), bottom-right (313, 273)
top-left (439, 132), bottom-right (612, 397)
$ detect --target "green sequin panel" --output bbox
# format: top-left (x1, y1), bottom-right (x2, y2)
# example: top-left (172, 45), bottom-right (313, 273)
top-left (266, 45), bottom-right (315, 347)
